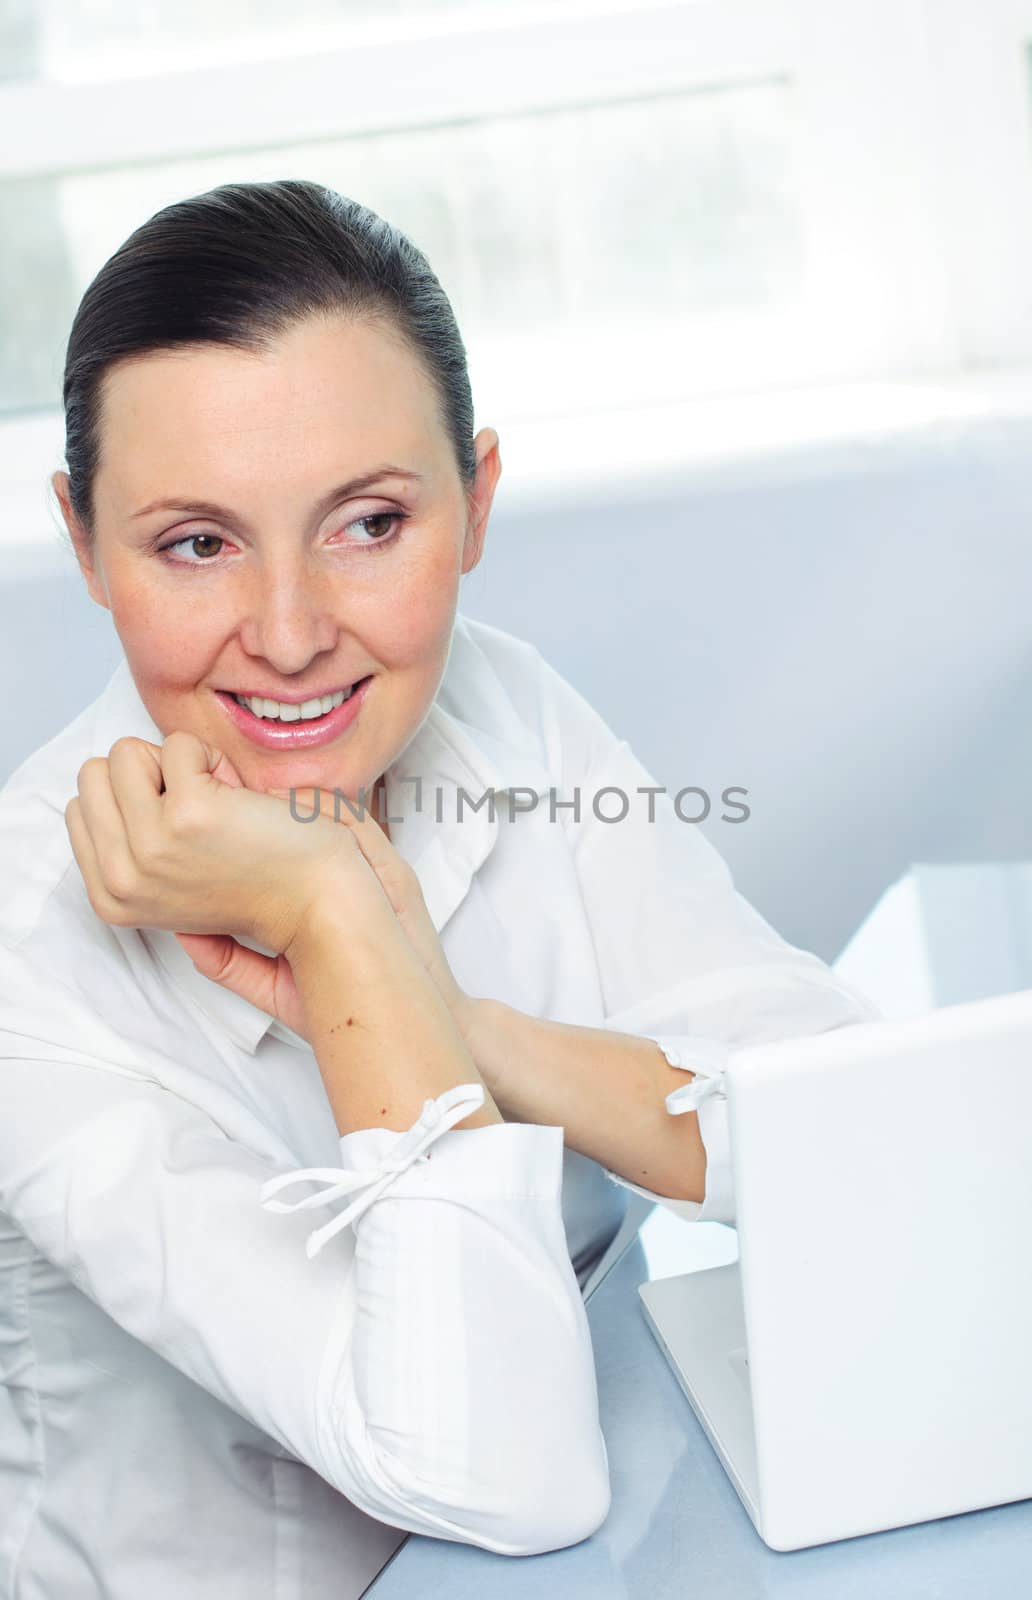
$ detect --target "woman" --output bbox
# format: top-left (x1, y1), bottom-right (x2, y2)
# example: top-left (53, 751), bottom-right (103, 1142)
top-left (0, 180), bottom-right (879, 1597)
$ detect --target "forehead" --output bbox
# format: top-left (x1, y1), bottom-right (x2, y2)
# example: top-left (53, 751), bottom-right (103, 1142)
top-left (94, 314), bottom-right (445, 513)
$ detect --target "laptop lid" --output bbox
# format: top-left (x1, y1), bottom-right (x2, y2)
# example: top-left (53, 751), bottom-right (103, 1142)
top-left (726, 986), bottom-right (1032, 1550)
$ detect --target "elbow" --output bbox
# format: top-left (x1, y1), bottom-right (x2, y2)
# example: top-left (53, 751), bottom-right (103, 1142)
top-left (468, 1370), bottom-right (613, 1554)
top-left (490, 1430), bottom-right (612, 1556)
top-left (318, 1227), bottom-right (613, 1554)
top-left (355, 1423), bottom-right (612, 1557)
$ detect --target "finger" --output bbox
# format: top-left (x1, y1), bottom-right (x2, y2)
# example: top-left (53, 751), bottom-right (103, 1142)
top-left (64, 793), bottom-right (125, 923)
top-left (209, 750), bottom-right (245, 788)
top-left (174, 931), bottom-right (281, 1017)
top-left (107, 737), bottom-right (166, 844)
top-left (158, 729), bottom-right (226, 795)
top-left (74, 757), bottom-right (138, 895)
top-left (64, 792), bottom-right (102, 884)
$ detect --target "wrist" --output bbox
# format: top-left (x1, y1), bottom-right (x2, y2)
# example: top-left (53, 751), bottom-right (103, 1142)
top-left (453, 992), bottom-right (492, 1058)
top-left (455, 996), bottom-right (532, 1117)
top-left (283, 876), bottom-right (399, 981)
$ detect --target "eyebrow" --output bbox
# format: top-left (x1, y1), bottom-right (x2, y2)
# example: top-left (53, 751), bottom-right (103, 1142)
top-left (130, 466), bottom-right (425, 522)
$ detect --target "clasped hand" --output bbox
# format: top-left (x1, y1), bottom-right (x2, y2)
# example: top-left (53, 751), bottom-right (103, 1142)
top-left (64, 732), bottom-right (472, 1044)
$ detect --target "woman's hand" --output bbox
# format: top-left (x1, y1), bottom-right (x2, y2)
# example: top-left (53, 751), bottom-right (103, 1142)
top-left (65, 733), bottom-right (402, 1042)
top-left (267, 782), bottom-right (482, 1049)
top-left (66, 733), bottom-right (482, 1050)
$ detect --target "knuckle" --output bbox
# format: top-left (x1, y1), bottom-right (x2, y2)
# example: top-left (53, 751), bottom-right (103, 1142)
top-left (108, 732), bottom-right (152, 764)
top-left (77, 756), bottom-right (107, 785)
top-left (131, 826), bottom-right (164, 870)
top-left (165, 798), bottom-right (205, 839)
top-left (102, 860), bottom-right (138, 902)
top-left (86, 883), bottom-right (131, 927)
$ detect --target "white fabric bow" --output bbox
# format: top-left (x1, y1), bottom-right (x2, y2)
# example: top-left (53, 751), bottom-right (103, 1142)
top-left (259, 1081), bottom-right (487, 1259)
top-left (647, 1034), bottom-right (731, 1116)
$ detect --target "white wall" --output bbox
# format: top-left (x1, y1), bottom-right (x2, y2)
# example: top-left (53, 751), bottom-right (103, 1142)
top-left (472, 394), bottom-right (1032, 960)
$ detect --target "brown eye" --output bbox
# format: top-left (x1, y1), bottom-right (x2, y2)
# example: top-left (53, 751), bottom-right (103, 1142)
top-left (345, 512), bottom-right (403, 544)
top-left (363, 514), bottom-right (395, 539)
top-left (158, 533), bottom-right (226, 565)
top-left (186, 535), bottom-right (224, 559)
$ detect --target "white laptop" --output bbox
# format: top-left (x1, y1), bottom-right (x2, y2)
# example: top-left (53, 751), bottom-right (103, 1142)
top-left (638, 987), bottom-right (1032, 1551)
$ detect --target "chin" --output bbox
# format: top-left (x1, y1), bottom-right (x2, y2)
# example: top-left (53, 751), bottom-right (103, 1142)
top-left (253, 759), bottom-right (378, 800)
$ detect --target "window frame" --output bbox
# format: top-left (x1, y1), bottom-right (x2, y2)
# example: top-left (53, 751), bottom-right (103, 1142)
top-left (3, 0), bottom-right (1032, 518)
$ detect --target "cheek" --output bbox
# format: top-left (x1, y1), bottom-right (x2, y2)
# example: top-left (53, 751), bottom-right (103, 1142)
top-left (355, 534), bottom-right (462, 667)
top-left (108, 574), bottom-right (227, 684)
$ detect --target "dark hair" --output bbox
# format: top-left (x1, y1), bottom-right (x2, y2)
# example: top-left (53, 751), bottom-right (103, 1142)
top-left (60, 179), bottom-right (477, 542)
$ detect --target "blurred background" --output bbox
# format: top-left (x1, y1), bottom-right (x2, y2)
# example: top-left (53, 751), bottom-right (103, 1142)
top-left (2, 0), bottom-right (1031, 975)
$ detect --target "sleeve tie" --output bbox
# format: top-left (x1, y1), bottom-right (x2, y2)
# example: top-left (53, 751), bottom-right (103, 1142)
top-left (645, 1034), bottom-right (731, 1115)
top-left (258, 1081), bottom-right (486, 1259)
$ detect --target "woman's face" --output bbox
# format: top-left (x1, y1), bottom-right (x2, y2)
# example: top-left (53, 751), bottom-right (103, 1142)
top-left (53, 313), bottom-right (501, 813)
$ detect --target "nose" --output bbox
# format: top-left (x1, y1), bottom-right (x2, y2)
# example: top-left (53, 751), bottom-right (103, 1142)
top-left (237, 553), bottom-right (340, 676)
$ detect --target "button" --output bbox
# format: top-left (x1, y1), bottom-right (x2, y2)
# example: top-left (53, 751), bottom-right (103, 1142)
top-left (421, 1096), bottom-right (442, 1130)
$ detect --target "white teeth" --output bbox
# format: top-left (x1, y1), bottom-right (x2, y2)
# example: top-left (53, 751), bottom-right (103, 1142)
top-left (233, 687), bottom-right (351, 721)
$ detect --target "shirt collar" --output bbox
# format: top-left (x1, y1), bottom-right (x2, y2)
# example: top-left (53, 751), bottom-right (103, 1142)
top-left (87, 625), bottom-right (553, 1056)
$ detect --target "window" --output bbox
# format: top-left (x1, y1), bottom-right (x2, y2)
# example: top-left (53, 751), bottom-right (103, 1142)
top-left (4, 0), bottom-right (1032, 537)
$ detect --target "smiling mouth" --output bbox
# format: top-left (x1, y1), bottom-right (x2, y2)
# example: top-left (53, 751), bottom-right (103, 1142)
top-left (227, 676), bottom-right (374, 723)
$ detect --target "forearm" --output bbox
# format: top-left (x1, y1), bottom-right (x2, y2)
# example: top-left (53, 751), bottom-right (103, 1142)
top-left (287, 897), bottom-right (502, 1137)
top-left (461, 999), bottom-right (707, 1203)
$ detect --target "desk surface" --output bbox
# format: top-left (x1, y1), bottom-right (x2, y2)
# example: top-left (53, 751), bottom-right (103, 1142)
top-left (365, 862), bottom-right (1032, 1597)
top-left (363, 1229), bottom-right (1032, 1599)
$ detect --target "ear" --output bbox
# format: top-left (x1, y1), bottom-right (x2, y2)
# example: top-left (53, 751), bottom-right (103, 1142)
top-left (51, 470), bottom-right (110, 610)
top-left (461, 428), bottom-right (502, 577)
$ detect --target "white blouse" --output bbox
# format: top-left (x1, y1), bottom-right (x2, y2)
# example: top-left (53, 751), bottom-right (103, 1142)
top-left (0, 612), bottom-right (880, 1598)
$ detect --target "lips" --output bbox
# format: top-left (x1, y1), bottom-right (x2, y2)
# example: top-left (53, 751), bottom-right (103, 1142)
top-left (232, 688), bottom-right (349, 720)
top-left (227, 680), bottom-right (363, 709)
top-left (213, 674), bottom-right (374, 750)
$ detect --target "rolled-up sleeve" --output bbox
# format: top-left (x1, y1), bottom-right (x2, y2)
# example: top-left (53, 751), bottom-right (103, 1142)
top-left (0, 1050), bottom-right (610, 1556)
top-left (536, 652), bottom-right (883, 1228)
top-left (599, 1031), bottom-right (738, 1224)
